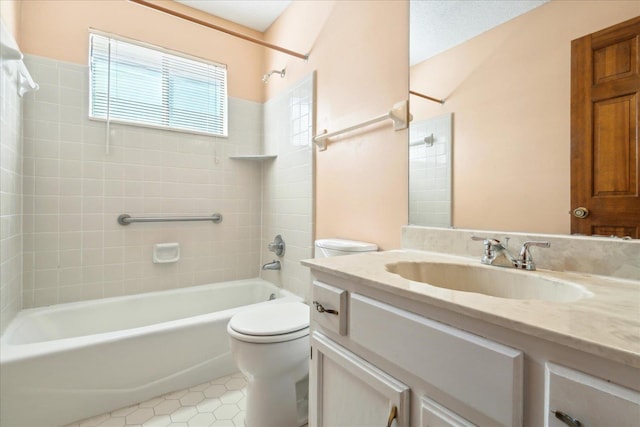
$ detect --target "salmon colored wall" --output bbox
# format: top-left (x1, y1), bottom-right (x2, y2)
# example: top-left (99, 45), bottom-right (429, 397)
top-left (18, 0), bottom-right (265, 102)
top-left (262, 1), bottom-right (334, 102)
top-left (411, 0), bottom-right (639, 235)
top-left (265, 1), bottom-right (409, 250)
top-left (0, 0), bottom-right (21, 41)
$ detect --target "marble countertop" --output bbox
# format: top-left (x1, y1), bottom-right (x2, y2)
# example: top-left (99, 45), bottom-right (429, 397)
top-left (302, 250), bottom-right (640, 368)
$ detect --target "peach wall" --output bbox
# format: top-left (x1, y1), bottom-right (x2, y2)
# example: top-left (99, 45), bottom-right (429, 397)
top-left (0, 0), bottom-right (21, 41)
top-left (266, 1), bottom-right (410, 250)
top-left (411, 0), bottom-right (639, 235)
top-left (18, 0), bottom-right (265, 101)
top-left (262, 1), bottom-right (334, 101)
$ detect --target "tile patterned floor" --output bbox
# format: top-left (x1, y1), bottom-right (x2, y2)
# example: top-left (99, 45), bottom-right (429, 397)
top-left (65, 373), bottom-right (248, 427)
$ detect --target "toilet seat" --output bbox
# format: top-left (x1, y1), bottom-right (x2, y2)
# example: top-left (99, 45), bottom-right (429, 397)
top-left (315, 238), bottom-right (378, 252)
top-left (228, 302), bottom-right (310, 343)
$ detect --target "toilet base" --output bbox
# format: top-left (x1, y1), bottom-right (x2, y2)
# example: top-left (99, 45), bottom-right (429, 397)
top-left (244, 362), bottom-right (309, 427)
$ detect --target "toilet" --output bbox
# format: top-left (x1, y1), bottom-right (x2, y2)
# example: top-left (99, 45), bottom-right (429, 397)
top-left (226, 238), bottom-right (377, 427)
top-left (227, 302), bottom-right (310, 427)
top-left (315, 238), bottom-right (378, 258)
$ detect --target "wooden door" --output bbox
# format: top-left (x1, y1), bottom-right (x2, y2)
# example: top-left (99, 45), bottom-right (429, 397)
top-left (571, 16), bottom-right (640, 238)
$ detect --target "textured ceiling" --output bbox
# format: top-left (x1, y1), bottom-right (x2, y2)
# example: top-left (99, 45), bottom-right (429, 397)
top-left (175, 0), bottom-right (292, 32)
top-left (175, 0), bottom-right (548, 65)
top-left (410, 0), bottom-right (549, 65)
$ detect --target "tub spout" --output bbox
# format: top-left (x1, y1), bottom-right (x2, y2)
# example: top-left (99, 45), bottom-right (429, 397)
top-left (262, 260), bottom-right (281, 270)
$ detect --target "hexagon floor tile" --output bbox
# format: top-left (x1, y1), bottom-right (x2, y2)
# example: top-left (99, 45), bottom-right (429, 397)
top-left (64, 373), bottom-right (248, 427)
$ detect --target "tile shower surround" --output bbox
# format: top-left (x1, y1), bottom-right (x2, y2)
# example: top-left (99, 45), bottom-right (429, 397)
top-left (19, 54), bottom-right (314, 309)
top-left (261, 74), bottom-right (314, 302)
top-left (409, 114), bottom-right (452, 227)
top-left (0, 53), bottom-right (24, 333)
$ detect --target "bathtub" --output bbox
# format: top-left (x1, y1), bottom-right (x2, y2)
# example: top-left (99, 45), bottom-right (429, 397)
top-left (0, 278), bottom-right (303, 427)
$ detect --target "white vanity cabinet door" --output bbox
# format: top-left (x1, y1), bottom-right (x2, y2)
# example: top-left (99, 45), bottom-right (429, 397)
top-left (420, 396), bottom-right (476, 427)
top-left (545, 362), bottom-right (640, 427)
top-left (310, 331), bottom-right (410, 427)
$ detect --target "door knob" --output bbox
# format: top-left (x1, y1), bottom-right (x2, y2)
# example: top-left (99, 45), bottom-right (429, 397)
top-left (572, 207), bottom-right (590, 218)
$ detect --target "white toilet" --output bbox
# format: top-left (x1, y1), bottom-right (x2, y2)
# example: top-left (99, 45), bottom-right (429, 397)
top-left (226, 238), bottom-right (377, 427)
top-left (314, 238), bottom-right (378, 258)
top-left (227, 302), bottom-right (310, 427)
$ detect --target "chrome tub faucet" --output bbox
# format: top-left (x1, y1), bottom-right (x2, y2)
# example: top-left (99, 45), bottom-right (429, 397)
top-left (262, 260), bottom-right (281, 270)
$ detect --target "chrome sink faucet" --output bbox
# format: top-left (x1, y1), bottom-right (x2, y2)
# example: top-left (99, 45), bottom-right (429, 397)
top-left (471, 236), bottom-right (550, 271)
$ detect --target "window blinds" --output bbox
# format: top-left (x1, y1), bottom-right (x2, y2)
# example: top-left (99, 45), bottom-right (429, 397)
top-left (89, 32), bottom-right (228, 137)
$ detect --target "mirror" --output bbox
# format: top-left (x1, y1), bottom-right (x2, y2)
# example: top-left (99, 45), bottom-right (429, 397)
top-left (408, 0), bottom-right (548, 229)
top-left (408, 0), bottom-right (636, 235)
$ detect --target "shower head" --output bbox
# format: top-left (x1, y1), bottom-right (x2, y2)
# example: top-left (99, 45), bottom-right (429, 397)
top-left (262, 68), bottom-right (286, 83)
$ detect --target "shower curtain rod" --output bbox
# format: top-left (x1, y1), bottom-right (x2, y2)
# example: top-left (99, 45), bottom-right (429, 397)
top-left (128, 0), bottom-right (309, 61)
top-left (409, 90), bottom-right (445, 105)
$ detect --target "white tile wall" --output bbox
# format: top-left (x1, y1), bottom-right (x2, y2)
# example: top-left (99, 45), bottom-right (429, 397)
top-left (261, 73), bottom-right (315, 301)
top-left (0, 54), bottom-right (24, 333)
top-left (22, 55), bottom-right (265, 308)
top-left (409, 113), bottom-right (452, 227)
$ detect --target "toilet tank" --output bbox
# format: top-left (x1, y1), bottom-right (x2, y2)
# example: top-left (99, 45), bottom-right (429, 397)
top-left (314, 238), bottom-right (378, 258)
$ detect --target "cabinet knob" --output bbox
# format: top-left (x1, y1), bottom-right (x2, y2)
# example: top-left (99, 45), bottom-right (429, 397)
top-left (554, 411), bottom-right (583, 427)
top-left (313, 301), bottom-right (339, 315)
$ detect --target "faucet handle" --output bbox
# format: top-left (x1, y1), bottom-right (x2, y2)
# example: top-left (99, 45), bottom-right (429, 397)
top-left (471, 236), bottom-right (501, 246)
top-left (517, 241), bottom-right (550, 270)
top-left (267, 235), bottom-right (285, 257)
top-left (471, 236), bottom-right (502, 264)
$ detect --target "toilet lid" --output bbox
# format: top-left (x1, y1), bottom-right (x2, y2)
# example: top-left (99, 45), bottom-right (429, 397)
top-left (229, 302), bottom-right (309, 336)
top-left (315, 238), bottom-right (378, 252)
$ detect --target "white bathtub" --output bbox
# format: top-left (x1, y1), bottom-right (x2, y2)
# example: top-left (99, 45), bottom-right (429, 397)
top-left (0, 278), bottom-right (302, 427)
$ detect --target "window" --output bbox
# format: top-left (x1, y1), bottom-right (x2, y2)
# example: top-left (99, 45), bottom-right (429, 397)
top-left (89, 31), bottom-right (227, 136)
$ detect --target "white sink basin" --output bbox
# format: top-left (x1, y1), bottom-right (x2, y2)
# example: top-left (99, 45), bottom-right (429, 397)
top-left (385, 261), bottom-right (593, 302)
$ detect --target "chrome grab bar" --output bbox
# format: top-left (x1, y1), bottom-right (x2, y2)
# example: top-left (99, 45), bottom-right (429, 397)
top-left (118, 213), bottom-right (222, 226)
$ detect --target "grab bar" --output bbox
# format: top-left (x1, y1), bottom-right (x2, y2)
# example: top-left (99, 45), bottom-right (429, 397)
top-left (118, 213), bottom-right (223, 226)
top-left (313, 100), bottom-right (410, 151)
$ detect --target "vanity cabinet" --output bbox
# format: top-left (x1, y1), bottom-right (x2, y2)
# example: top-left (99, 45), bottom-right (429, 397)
top-left (419, 396), bottom-right (476, 427)
top-left (349, 293), bottom-right (523, 426)
top-left (545, 362), bottom-right (640, 427)
top-left (310, 331), bottom-right (410, 427)
top-left (308, 274), bottom-right (640, 427)
top-left (310, 280), bottom-right (523, 427)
